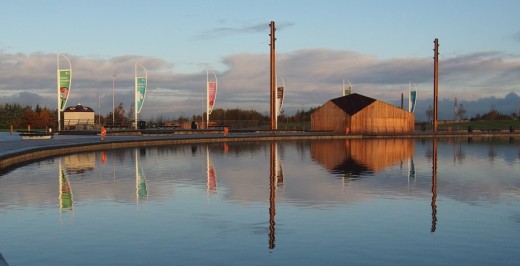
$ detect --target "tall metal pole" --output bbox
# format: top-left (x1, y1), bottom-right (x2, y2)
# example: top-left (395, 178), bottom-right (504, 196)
top-left (112, 74), bottom-right (117, 127)
top-left (134, 64), bottom-right (138, 130)
top-left (433, 38), bottom-right (439, 133)
top-left (57, 54), bottom-right (60, 131)
top-left (206, 67), bottom-right (209, 129)
top-left (269, 21), bottom-right (277, 130)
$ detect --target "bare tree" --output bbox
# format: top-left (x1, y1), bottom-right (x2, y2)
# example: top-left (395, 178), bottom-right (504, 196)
top-left (456, 103), bottom-right (467, 120)
top-left (426, 105), bottom-right (433, 123)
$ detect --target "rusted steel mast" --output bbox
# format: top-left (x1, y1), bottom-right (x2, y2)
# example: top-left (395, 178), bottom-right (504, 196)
top-left (269, 21), bottom-right (276, 130)
top-left (433, 38), bottom-right (439, 133)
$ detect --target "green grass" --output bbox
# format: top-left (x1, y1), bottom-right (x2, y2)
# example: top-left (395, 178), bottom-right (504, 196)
top-left (420, 119), bottom-right (520, 132)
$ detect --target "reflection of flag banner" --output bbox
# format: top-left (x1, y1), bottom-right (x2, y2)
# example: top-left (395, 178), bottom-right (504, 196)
top-left (276, 86), bottom-right (284, 116)
top-left (409, 90), bottom-right (417, 113)
top-left (274, 146), bottom-right (284, 187)
top-left (207, 160), bottom-right (217, 192)
top-left (59, 70), bottom-right (72, 111)
top-left (135, 150), bottom-right (148, 201)
top-left (59, 160), bottom-right (74, 211)
top-left (207, 147), bottom-right (217, 193)
top-left (136, 77), bottom-right (147, 113)
top-left (136, 164), bottom-right (148, 200)
top-left (207, 81), bottom-right (217, 114)
top-left (408, 158), bottom-right (416, 179)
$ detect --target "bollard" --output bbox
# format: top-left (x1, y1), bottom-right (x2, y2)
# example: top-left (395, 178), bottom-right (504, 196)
top-left (10, 124), bottom-right (13, 135)
top-left (101, 127), bottom-right (106, 140)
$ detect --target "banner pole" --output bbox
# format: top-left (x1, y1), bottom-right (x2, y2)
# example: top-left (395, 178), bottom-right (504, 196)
top-left (57, 54), bottom-right (60, 131)
top-left (206, 68), bottom-right (209, 129)
top-left (134, 63), bottom-right (138, 129)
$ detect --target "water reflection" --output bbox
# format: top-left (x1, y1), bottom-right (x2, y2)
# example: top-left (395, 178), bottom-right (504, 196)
top-left (268, 142), bottom-right (283, 249)
top-left (311, 138), bottom-right (414, 182)
top-left (64, 152), bottom-right (96, 174)
top-left (207, 146), bottom-right (217, 193)
top-left (58, 159), bottom-right (74, 213)
top-left (0, 138), bottom-right (519, 265)
top-left (431, 138), bottom-right (438, 233)
top-left (135, 148), bottom-right (148, 203)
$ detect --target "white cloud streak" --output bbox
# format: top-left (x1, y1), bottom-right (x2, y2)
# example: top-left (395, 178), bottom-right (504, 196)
top-left (1, 49), bottom-right (519, 119)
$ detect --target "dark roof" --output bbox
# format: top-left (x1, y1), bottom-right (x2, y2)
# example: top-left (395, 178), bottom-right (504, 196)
top-left (330, 93), bottom-right (376, 116)
top-left (64, 104), bottom-right (94, 112)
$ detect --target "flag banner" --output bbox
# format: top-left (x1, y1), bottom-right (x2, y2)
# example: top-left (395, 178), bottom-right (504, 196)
top-left (276, 86), bottom-right (284, 117)
top-left (409, 90), bottom-right (417, 113)
top-left (59, 70), bottom-right (71, 111)
top-left (136, 77), bottom-right (147, 113)
top-left (343, 87), bottom-right (352, 96)
top-left (207, 81), bottom-right (217, 114)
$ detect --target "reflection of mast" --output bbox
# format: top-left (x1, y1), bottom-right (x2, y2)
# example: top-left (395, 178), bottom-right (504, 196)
top-left (431, 138), bottom-right (438, 233)
top-left (59, 159), bottom-right (74, 222)
top-left (408, 157), bottom-right (416, 185)
top-left (135, 148), bottom-right (148, 204)
top-left (207, 146), bottom-right (217, 193)
top-left (268, 142), bottom-right (277, 249)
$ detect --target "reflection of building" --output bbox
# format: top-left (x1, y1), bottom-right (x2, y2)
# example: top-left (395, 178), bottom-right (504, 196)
top-left (311, 139), bottom-right (414, 176)
top-left (311, 93), bottom-right (415, 133)
top-left (63, 103), bottom-right (95, 130)
top-left (64, 152), bottom-right (96, 174)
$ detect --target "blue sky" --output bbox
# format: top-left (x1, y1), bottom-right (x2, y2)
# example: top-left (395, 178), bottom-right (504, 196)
top-left (1, 0), bottom-right (519, 119)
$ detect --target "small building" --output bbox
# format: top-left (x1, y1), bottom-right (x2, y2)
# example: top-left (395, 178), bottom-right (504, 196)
top-left (63, 103), bottom-right (95, 130)
top-left (311, 93), bottom-right (414, 134)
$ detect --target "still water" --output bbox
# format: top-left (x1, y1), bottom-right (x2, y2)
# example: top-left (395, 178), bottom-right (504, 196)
top-left (0, 138), bottom-right (519, 265)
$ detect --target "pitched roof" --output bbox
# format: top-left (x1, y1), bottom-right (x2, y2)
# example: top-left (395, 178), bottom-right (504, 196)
top-left (330, 93), bottom-right (376, 115)
top-left (64, 103), bottom-right (94, 112)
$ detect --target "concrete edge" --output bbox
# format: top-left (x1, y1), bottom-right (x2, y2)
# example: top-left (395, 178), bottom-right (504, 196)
top-left (1, 132), bottom-right (518, 172)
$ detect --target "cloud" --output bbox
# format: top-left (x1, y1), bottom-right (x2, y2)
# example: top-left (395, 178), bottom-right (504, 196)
top-left (1, 49), bottom-right (519, 120)
top-left (193, 21), bottom-right (294, 40)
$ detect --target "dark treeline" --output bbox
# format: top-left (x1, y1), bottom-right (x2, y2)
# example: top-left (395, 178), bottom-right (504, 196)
top-left (1, 103), bottom-right (319, 129)
top-left (471, 106), bottom-right (519, 121)
top-left (0, 103), bottom-right (56, 129)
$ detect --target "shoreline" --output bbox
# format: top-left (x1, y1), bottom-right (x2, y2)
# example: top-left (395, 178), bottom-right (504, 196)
top-left (1, 131), bottom-right (519, 172)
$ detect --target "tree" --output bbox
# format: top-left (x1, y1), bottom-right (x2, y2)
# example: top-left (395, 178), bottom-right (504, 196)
top-left (456, 103), bottom-right (467, 120)
top-left (426, 105), bottom-right (433, 123)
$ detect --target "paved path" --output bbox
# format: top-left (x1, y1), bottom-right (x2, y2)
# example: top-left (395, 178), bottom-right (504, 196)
top-left (0, 131), bottom-right (340, 170)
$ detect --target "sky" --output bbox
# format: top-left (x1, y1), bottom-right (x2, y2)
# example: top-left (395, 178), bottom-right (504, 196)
top-left (1, 0), bottom-right (519, 120)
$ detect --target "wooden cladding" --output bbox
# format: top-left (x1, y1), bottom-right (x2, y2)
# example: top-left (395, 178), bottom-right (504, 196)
top-left (311, 94), bottom-right (415, 133)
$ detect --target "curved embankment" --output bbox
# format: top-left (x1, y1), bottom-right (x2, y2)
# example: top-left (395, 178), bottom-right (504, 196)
top-left (0, 133), bottom-right (352, 171)
top-left (1, 131), bottom-right (518, 172)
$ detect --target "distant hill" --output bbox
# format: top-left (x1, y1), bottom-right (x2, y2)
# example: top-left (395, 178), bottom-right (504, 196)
top-left (413, 92), bottom-right (520, 121)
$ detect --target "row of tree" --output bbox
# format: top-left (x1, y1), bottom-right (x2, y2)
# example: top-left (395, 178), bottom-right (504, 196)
top-left (425, 104), bottom-right (519, 122)
top-left (4, 101), bottom-right (515, 130)
top-left (0, 103), bottom-right (130, 129)
top-left (0, 103), bottom-right (319, 129)
top-left (0, 103), bottom-right (56, 129)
